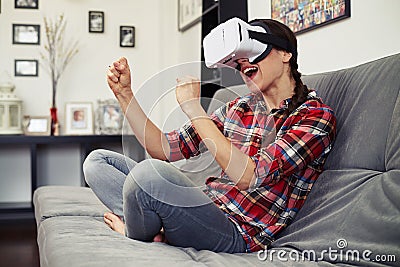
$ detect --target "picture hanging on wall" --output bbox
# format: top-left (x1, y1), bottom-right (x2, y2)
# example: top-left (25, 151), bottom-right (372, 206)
top-left (15, 59), bottom-right (38, 77)
top-left (271, 0), bottom-right (350, 35)
top-left (120, 26), bottom-right (135, 47)
top-left (89, 11), bottom-right (104, 33)
top-left (15, 0), bottom-right (38, 9)
top-left (178, 0), bottom-right (202, 32)
top-left (12, 24), bottom-right (40, 45)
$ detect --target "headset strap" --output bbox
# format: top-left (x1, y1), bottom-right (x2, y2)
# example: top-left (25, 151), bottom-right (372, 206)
top-left (249, 31), bottom-right (297, 59)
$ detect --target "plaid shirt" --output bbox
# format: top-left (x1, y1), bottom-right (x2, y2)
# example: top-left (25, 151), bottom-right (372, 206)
top-left (166, 91), bottom-right (336, 252)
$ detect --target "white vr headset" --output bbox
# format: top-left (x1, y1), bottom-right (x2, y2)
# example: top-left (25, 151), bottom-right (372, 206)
top-left (203, 17), bottom-right (296, 68)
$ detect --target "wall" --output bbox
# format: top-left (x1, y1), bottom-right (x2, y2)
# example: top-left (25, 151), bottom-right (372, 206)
top-left (0, 0), bottom-right (200, 202)
top-left (248, 0), bottom-right (400, 74)
top-left (0, 0), bottom-right (200, 132)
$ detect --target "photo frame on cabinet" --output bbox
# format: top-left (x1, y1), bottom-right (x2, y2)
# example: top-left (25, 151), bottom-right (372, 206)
top-left (15, 0), bottom-right (38, 9)
top-left (23, 116), bottom-right (50, 136)
top-left (89, 11), bottom-right (104, 33)
top-left (120, 26), bottom-right (135, 47)
top-left (65, 102), bottom-right (94, 135)
top-left (12, 24), bottom-right (40, 45)
top-left (95, 99), bottom-right (123, 135)
top-left (15, 59), bottom-right (38, 77)
top-left (271, 0), bottom-right (350, 35)
top-left (178, 0), bottom-right (202, 32)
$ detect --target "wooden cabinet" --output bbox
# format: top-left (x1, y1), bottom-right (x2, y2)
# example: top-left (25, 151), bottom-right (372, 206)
top-left (200, 0), bottom-right (248, 110)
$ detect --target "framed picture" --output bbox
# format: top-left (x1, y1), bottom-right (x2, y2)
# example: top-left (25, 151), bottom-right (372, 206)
top-left (12, 24), bottom-right (40, 45)
top-left (65, 102), bottom-right (94, 135)
top-left (15, 59), bottom-right (38, 77)
top-left (15, 0), bottom-right (38, 9)
top-left (95, 99), bottom-right (123, 135)
top-left (178, 0), bottom-right (202, 32)
top-left (23, 116), bottom-right (50, 136)
top-left (120, 26), bottom-right (135, 47)
top-left (89, 11), bottom-right (104, 33)
top-left (271, 0), bottom-right (351, 35)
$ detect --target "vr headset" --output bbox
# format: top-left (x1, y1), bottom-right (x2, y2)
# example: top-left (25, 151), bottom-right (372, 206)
top-left (203, 17), bottom-right (297, 68)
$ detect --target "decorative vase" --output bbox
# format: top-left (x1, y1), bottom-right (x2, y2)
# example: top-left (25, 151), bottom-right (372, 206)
top-left (50, 107), bottom-right (59, 136)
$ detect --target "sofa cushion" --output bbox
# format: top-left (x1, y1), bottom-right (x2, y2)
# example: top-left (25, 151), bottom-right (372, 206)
top-left (33, 186), bottom-right (109, 224)
top-left (36, 209), bottom-right (329, 267)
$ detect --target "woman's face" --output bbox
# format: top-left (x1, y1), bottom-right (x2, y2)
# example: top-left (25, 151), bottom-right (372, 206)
top-left (236, 49), bottom-right (291, 94)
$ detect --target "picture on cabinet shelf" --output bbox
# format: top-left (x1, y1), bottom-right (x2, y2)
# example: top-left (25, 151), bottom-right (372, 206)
top-left (15, 59), bottom-right (38, 77)
top-left (12, 24), bottom-right (40, 45)
top-left (95, 99), bottom-right (123, 135)
top-left (178, 0), bottom-right (202, 31)
top-left (23, 116), bottom-right (50, 136)
top-left (271, 0), bottom-right (350, 35)
top-left (89, 11), bottom-right (104, 33)
top-left (120, 26), bottom-right (135, 47)
top-left (65, 102), bottom-right (94, 135)
top-left (15, 0), bottom-right (38, 9)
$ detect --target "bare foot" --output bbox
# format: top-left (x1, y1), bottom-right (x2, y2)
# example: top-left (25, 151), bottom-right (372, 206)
top-left (104, 212), bottom-right (125, 235)
top-left (153, 228), bottom-right (168, 243)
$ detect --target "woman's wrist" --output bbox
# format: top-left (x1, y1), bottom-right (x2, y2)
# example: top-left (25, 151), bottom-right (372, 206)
top-left (183, 102), bottom-right (206, 119)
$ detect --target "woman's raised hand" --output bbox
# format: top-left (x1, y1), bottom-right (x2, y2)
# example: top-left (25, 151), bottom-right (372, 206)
top-left (175, 76), bottom-right (202, 117)
top-left (107, 57), bottom-right (132, 98)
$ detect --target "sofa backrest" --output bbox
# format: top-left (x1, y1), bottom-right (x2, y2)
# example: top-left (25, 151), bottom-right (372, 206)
top-left (303, 54), bottom-right (400, 172)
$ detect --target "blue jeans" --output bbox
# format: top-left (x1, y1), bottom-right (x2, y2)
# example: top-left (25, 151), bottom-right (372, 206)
top-left (83, 149), bottom-right (247, 253)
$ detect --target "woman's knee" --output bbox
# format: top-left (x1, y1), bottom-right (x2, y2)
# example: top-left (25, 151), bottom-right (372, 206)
top-left (124, 159), bottom-right (167, 190)
top-left (82, 149), bottom-right (112, 186)
top-left (123, 158), bottom-right (197, 203)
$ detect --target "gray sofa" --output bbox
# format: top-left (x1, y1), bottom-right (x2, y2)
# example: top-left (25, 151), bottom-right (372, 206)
top-left (33, 53), bottom-right (400, 267)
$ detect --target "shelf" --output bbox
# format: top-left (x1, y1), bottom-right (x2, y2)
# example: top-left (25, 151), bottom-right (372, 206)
top-left (0, 134), bottom-right (145, 219)
top-left (0, 202), bottom-right (32, 212)
top-left (0, 135), bottom-right (124, 144)
top-left (202, 2), bottom-right (218, 16)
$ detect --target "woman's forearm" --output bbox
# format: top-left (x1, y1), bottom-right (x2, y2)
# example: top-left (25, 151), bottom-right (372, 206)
top-left (188, 107), bottom-right (256, 190)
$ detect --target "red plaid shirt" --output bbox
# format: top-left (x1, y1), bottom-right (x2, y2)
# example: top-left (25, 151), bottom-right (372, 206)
top-left (166, 91), bottom-right (336, 252)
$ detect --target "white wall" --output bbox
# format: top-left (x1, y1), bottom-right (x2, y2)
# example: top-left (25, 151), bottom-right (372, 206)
top-left (0, 0), bottom-right (200, 133)
top-left (249, 0), bottom-right (400, 74)
top-left (0, 0), bottom-right (200, 202)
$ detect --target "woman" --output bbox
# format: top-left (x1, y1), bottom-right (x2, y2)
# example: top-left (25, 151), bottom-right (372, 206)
top-left (83, 19), bottom-right (336, 253)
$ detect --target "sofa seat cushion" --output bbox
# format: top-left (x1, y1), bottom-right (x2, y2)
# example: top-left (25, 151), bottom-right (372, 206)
top-left (33, 186), bottom-right (109, 224)
top-left (37, 213), bottom-right (331, 267)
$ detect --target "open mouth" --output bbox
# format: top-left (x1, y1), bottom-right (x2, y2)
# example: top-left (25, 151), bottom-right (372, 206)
top-left (242, 66), bottom-right (258, 79)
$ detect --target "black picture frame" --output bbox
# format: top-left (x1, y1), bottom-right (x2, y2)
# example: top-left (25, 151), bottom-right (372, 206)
top-left (15, 0), bottom-right (39, 9)
top-left (15, 59), bottom-right (39, 77)
top-left (12, 24), bottom-right (40, 45)
top-left (271, 0), bottom-right (351, 35)
top-left (120, 26), bottom-right (135, 47)
top-left (89, 11), bottom-right (104, 33)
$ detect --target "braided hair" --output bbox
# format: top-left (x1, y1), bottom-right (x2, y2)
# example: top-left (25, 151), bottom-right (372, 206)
top-left (255, 19), bottom-right (310, 115)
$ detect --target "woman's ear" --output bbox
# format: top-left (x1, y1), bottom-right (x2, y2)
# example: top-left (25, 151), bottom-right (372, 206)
top-left (282, 51), bottom-right (292, 63)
